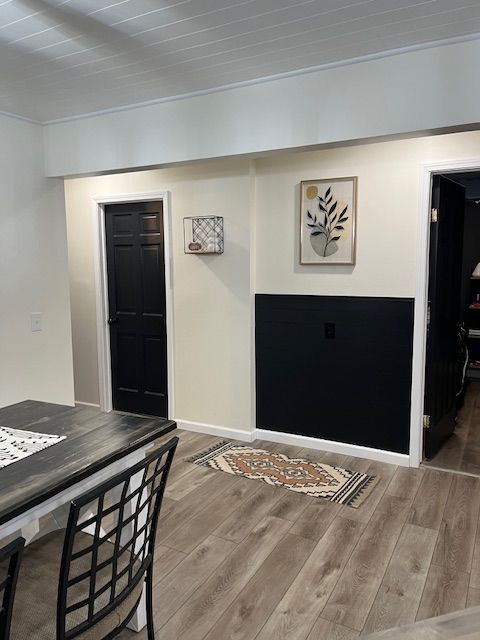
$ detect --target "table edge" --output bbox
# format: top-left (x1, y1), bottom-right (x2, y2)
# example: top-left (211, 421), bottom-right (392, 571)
top-left (0, 420), bottom-right (177, 527)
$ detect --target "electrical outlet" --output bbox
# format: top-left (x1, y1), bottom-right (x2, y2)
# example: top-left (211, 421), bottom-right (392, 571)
top-left (31, 312), bottom-right (42, 332)
top-left (324, 322), bottom-right (335, 339)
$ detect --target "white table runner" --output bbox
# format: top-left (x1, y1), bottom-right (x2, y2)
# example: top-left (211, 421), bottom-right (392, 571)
top-left (0, 426), bottom-right (65, 469)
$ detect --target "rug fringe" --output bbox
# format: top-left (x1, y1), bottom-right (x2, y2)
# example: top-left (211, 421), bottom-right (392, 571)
top-left (347, 474), bottom-right (379, 508)
top-left (187, 440), bottom-right (230, 464)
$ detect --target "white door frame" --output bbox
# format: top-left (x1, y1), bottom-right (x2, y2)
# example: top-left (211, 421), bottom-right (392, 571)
top-left (91, 191), bottom-right (174, 417)
top-left (410, 158), bottom-right (480, 467)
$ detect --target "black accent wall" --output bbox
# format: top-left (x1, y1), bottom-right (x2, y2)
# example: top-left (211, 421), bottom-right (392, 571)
top-left (256, 294), bottom-right (414, 454)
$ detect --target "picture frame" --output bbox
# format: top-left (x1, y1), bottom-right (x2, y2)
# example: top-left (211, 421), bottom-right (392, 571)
top-left (300, 176), bottom-right (357, 265)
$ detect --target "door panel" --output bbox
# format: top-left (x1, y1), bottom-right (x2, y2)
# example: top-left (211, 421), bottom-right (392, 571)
top-left (105, 201), bottom-right (168, 417)
top-left (118, 334), bottom-right (138, 391)
top-left (141, 245), bottom-right (164, 313)
top-left (424, 176), bottom-right (465, 459)
top-left (114, 246), bottom-right (136, 312)
top-left (144, 336), bottom-right (167, 395)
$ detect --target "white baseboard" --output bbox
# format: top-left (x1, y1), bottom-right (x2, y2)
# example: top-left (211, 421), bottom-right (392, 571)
top-left (254, 429), bottom-right (411, 467)
top-left (173, 419), bottom-right (410, 466)
top-left (175, 419), bottom-right (255, 442)
top-left (75, 400), bottom-right (101, 409)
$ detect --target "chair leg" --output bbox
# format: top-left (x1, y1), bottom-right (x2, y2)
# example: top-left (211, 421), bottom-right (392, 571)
top-left (146, 568), bottom-right (155, 640)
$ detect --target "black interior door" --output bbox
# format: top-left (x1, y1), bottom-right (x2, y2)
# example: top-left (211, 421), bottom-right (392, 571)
top-left (105, 201), bottom-right (168, 417)
top-left (424, 175), bottom-right (465, 458)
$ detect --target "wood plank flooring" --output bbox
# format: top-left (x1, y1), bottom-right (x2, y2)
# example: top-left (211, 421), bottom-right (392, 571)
top-left (109, 428), bottom-right (480, 639)
top-left (424, 383), bottom-right (480, 476)
top-left (3, 426), bottom-right (478, 638)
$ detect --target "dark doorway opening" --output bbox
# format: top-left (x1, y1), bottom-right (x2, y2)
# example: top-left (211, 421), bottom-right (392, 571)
top-left (423, 172), bottom-right (480, 475)
top-left (105, 201), bottom-right (168, 418)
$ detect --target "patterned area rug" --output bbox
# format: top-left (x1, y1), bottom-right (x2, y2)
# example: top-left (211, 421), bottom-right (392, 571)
top-left (189, 442), bottom-right (378, 508)
top-left (0, 426), bottom-right (65, 469)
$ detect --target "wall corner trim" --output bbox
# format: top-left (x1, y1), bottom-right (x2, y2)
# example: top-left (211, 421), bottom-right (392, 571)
top-left (175, 419), bottom-right (255, 442)
top-left (254, 429), bottom-right (411, 467)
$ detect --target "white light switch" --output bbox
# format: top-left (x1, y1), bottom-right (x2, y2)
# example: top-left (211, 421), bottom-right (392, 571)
top-left (31, 312), bottom-right (42, 332)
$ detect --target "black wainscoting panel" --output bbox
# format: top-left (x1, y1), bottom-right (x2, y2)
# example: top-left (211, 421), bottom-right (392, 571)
top-left (256, 294), bottom-right (414, 454)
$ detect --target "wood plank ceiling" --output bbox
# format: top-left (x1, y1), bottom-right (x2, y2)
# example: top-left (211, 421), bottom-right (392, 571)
top-left (1, 0), bottom-right (480, 122)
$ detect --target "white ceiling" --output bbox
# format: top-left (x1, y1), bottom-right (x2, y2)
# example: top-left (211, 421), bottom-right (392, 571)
top-left (1, 0), bottom-right (480, 123)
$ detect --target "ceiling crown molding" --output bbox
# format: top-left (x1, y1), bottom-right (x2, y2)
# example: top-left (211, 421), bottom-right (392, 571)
top-left (42, 31), bottom-right (480, 126)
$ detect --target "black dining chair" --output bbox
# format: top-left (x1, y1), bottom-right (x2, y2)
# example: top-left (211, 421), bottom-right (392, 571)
top-left (0, 537), bottom-right (24, 640)
top-left (9, 436), bottom-right (178, 640)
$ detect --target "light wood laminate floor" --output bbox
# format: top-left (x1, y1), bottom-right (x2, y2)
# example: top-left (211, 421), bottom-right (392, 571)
top-left (112, 428), bottom-right (480, 639)
top-left (424, 383), bottom-right (480, 476)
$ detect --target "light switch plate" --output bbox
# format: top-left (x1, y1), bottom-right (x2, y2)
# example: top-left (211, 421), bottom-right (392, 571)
top-left (31, 312), bottom-right (42, 332)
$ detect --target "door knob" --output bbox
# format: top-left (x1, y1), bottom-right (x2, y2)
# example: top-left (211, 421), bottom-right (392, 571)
top-left (108, 317), bottom-right (119, 324)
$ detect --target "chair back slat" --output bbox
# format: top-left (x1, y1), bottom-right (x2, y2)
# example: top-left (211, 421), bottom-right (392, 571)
top-left (0, 537), bottom-right (25, 640)
top-left (57, 437), bottom-right (178, 640)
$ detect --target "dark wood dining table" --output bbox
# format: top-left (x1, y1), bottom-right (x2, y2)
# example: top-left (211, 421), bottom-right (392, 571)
top-left (0, 400), bottom-right (176, 632)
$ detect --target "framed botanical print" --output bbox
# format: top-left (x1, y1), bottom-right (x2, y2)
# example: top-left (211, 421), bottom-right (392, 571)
top-left (300, 176), bottom-right (357, 265)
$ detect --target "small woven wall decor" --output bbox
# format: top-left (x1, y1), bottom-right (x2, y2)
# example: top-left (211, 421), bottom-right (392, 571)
top-left (184, 216), bottom-right (224, 254)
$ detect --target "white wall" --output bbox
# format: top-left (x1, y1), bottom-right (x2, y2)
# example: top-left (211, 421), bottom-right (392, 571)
top-left (255, 131), bottom-right (480, 298)
top-left (45, 38), bottom-right (480, 178)
top-left (64, 129), bottom-right (480, 439)
top-left (0, 114), bottom-right (74, 408)
top-left (64, 160), bottom-right (252, 432)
